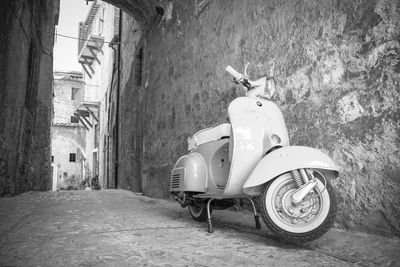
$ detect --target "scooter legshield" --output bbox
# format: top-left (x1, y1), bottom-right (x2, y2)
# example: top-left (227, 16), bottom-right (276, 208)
top-left (242, 146), bottom-right (339, 195)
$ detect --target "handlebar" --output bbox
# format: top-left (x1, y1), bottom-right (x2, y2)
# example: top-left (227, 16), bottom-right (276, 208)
top-left (225, 65), bottom-right (252, 90)
top-left (225, 64), bottom-right (275, 99)
top-left (225, 65), bottom-right (243, 81)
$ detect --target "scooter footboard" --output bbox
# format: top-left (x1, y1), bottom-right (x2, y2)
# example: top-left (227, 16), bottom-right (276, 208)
top-left (242, 146), bottom-right (338, 195)
top-left (170, 153), bottom-right (207, 193)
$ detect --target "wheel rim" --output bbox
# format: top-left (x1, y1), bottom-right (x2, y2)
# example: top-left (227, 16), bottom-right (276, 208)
top-left (265, 172), bottom-right (331, 233)
top-left (189, 201), bottom-right (204, 217)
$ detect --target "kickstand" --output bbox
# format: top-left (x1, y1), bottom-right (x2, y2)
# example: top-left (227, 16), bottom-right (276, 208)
top-left (206, 198), bottom-right (214, 233)
top-left (246, 197), bottom-right (261, 230)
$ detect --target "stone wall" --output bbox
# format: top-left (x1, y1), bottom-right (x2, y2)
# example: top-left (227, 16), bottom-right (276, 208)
top-left (0, 0), bottom-right (59, 195)
top-left (116, 0), bottom-right (399, 236)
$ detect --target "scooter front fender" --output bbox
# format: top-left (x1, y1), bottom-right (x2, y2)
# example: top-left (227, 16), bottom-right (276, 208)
top-left (242, 146), bottom-right (339, 195)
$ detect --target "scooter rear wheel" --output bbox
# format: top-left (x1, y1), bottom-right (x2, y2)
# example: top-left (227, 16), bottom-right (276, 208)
top-left (188, 199), bottom-right (211, 222)
top-left (259, 171), bottom-right (337, 242)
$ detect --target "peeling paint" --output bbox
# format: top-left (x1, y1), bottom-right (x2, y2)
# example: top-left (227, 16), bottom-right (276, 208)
top-left (367, 41), bottom-right (400, 67)
top-left (337, 93), bottom-right (365, 123)
top-left (321, 55), bottom-right (345, 85)
top-left (350, 179), bottom-right (356, 199)
top-left (164, 2), bottom-right (173, 23)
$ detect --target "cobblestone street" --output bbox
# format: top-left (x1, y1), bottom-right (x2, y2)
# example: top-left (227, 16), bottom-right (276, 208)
top-left (0, 190), bottom-right (399, 266)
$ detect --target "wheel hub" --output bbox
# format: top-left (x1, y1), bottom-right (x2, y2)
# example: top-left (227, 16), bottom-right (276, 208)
top-left (276, 184), bottom-right (320, 225)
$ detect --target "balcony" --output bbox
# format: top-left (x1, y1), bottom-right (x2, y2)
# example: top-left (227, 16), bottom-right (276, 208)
top-left (74, 101), bottom-right (99, 131)
top-left (72, 83), bottom-right (100, 131)
top-left (78, 35), bottom-right (104, 78)
top-left (78, 0), bottom-right (104, 78)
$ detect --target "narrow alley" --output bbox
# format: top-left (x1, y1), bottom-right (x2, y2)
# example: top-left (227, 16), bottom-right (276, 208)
top-left (1, 0), bottom-right (400, 265)
top-left (0, 190), bottom-right (399, 266)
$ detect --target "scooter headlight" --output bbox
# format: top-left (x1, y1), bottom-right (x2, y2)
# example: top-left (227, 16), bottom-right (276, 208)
top-left (271, 134), bottom-right (281, 144)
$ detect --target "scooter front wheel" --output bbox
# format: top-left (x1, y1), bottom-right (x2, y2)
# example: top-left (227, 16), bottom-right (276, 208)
top-left (188, 199), bottom-right (211, 222)
top-left (259, 171), bottom-right (337, 242)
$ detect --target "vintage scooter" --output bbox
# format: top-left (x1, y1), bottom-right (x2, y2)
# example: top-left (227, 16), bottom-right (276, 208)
top-left (170, 64), bottom-right (338, 242)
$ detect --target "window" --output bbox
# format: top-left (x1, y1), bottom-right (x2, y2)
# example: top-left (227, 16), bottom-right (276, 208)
top-left (70, 116), bottom-right (79, 123)
top-left (51, 156), bottom-right (54, 163)
top-left (94, 124), bottom-right (99, 148)
top-left (134, 48), bottom-right (143, 86)
top-left (71, 87), bottom-right (79, 100)
top-left (69, 153), bottom-right (76, 162)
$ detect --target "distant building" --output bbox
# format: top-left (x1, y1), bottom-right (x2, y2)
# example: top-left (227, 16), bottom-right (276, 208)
top-left (51, 71), bottom-right (86, 190)
top-left (76, 0), bottom-right (120, 188)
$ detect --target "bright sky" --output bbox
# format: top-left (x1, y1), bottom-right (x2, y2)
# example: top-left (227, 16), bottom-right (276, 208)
top-left (53, 0), bottom-right (91, 71)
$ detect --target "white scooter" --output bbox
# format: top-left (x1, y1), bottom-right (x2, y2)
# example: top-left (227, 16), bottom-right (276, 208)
top-left (170, 64), bottom-right (338, 242)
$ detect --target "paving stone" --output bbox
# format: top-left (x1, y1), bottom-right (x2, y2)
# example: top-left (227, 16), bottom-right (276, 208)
top-left (0, 190), bottom-right (399, 266)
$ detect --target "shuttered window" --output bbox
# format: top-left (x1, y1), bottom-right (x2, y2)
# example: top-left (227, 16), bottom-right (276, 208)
top-left (69, 153), bottom-right (76, 162)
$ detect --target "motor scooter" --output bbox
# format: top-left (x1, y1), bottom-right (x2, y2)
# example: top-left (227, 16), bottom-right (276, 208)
top-left (170, 64), bottom-right (338, 242)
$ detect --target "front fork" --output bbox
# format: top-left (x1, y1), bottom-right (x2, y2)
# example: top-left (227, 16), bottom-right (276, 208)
top-left (290, 169), bottom-right (318, 206)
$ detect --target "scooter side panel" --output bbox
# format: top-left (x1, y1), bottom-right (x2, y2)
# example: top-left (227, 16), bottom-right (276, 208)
top-left (242, 146), bottom-right (339, 195)
top-left (170, 153), bottom-right (207, 193)
top-left (193, 139), bottom-right (230, 191)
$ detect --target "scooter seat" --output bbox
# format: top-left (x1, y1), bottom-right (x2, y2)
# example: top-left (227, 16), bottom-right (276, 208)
top-left (188, 123), bottom-right (231, 151)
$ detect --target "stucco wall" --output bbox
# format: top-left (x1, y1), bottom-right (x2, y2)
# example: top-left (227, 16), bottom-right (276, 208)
top-left (51, 72), bottom-right (86, 189)
top-left (53, 77), bottom-right (84, 123)
top-left (118, 14), bottom-right (144, 192)
top-left (117, 0), bottom-right (400, 236)
top-left (52, 126), bottom-right (86, 188)
top-left (79, 2), bottom-right (118, 187)
top-left (95, 4), bottom-right (119, 188)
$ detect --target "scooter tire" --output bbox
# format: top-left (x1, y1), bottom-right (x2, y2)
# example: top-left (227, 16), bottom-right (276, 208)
top-left (258, 171), bottom-right (337, 243)
top-left (188, 200), bottom-right (211, 222)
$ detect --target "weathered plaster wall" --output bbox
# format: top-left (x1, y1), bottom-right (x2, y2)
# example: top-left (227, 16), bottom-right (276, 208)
top-left (118, 14), bottom-right (144, 192)
top-left (117, 0), bottom-right (399, 236)
top-left (30, 0), bottom-right (59, 192)
top-left (0, 0), bottom-right (59, 195)
top-left (51, 72), bottom-right (86, 189)
top-left (53, 77), bottom-right (84, 123)
top-left (95, 4), bottom-right (119, 188)
top-left (79, 1), bottom-right (118, 187)
top-left (0, 1), bottom-right (29, 195)
top-left (51, 126), bottom-right (86, 188)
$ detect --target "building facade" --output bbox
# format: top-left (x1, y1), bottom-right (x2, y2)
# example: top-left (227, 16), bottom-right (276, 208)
top-left (76, 0), bottom-right (120, 188)
top-left (0, 0), bottom-right (60, 195)
top-left (51, 71), bottom-right (86, 190)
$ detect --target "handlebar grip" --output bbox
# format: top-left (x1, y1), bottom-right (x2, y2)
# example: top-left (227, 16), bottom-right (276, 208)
top-left (225, 65), bottom-right (242, 80)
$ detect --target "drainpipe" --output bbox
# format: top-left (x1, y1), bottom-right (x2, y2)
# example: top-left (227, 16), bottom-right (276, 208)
top-left (107, 47), bottom-right (116, 189)
top-left (115, 9), bottom-right (122, 188)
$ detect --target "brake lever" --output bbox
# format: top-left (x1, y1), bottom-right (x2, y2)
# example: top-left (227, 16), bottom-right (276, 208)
top-left (241, 79), bottom-right (252, 90)
top-left (233, 77), bottom-right (252, 90)
top-left (244, 62), bottom-right (249, 78)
